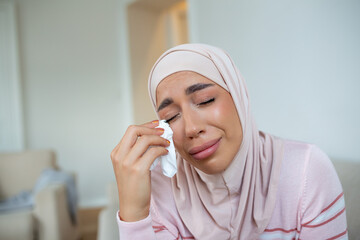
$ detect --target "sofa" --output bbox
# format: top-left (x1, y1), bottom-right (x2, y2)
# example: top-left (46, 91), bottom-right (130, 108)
top-left (332, 160), bottom-right (360, 240)
top-left (0, 150), bottom-right (78, 240)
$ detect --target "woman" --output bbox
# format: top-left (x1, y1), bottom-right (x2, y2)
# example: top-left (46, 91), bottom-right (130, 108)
top-left (111, 44), bottom-right (347, 239)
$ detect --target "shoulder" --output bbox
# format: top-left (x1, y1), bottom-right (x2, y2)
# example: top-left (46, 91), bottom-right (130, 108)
top-left (279, 139), bottom-right (343, 208)
top-left (275, 139), bottom-right (315, 193)
top-left (265, 140), bottom-right (314, 229)
top-left (283, 140), bottom-right (346, 228)
top-left (299, 144), bottom-right (345, 222)
top-left (279, 139), bottom-right (337, 183)
top-left (269, 140), bottom-right (342, 230)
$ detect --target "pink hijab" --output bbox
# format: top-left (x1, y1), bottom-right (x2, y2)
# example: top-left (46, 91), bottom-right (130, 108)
top-left (148, 43), bottom-right (284, 239)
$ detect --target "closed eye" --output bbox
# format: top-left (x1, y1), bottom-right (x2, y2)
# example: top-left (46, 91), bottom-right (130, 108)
top-left (198, 98), bottom-right (215, 106)
top-left (165, 113), bottom-right (179, 124)
top-left (165, 98), bottom-right (214, 123)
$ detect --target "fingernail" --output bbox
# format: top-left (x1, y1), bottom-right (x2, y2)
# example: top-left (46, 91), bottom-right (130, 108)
top-left (166, 140), bottom-right (170, 144)
top-left (152, 120), bottom-right (159, 124)
top-left (157, 128), bottom-right (164, 133)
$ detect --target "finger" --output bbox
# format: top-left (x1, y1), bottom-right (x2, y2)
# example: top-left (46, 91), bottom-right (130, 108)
top-left (140, 120), bottom-right (160, 129)
top-left (126, 134), bottom-right (170, 164)
top-left (138, 146), bottom-right (169, 171)
top-left (111, 121), bottom-right (163, 164)
top-left (117, 120), bottom-right (161, 151)
top-left (119, 125), bottom-right (164, 154)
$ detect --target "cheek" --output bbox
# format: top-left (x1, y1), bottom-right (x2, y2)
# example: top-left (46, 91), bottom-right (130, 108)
top-left (170, 125), bottom-right (185, 154)
top-left (211, 99), bottom-right (233, 124)
top-left (212, 106), bottom-right (225, 121)
top-left (170, 123), bottom-right (194, 162)
top-left (216, 96), bottom-right (243, 138)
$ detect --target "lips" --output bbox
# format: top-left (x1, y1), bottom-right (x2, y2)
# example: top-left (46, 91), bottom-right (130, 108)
top-left (188, 138), bottom-right (221, 160)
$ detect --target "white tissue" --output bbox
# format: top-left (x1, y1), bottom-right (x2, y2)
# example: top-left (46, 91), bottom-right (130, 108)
top-left (150, 120), bottom-right (177, 178)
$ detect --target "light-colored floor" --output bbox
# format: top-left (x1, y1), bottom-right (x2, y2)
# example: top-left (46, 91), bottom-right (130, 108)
top-left (78, 207), bottom-right (104, 240)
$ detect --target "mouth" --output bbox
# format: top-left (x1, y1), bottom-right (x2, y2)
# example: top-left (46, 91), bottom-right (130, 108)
top-left (188, 138), bottom-right (221, 160)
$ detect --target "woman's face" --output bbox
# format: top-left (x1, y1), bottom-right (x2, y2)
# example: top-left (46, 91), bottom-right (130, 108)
top-left (156, 71), bottom-right (243, 174)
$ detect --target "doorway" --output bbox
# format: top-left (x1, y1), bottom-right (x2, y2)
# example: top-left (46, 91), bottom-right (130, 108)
top-left (127, 0), bottom-right (188, 124)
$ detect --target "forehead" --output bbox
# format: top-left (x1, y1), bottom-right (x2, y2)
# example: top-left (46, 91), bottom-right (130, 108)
top-left (157, 71), bottom-right (213, 93)
top-left (155, 71), bottom-right (216, 105)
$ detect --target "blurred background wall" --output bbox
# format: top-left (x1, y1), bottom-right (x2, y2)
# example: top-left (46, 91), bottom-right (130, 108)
top-left (0, 0), bottom-right (359, 207)
top-left (188, 0), bottom-right (360, 162)
top-left (1, 0), bottom-right (133, 207)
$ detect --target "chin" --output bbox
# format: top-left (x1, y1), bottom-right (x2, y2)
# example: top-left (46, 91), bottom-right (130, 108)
top-left (194, 158), bottom-right (228, 175)
top-left (181, 152), bottom-right (230, 174)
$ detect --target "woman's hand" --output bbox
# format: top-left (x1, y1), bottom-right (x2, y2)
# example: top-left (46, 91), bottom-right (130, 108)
top-left (110, 120), bottom-right (169, 222)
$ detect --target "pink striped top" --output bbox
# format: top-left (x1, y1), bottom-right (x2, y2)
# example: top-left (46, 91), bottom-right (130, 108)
top-left (117, 140), bottom-right (348, 239)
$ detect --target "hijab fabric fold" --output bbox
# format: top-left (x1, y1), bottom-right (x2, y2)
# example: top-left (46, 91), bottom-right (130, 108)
top-left (148, 43), bottom-right (284, 240)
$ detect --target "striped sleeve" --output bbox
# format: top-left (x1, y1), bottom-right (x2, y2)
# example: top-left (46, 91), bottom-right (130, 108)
top-left (116, 211), bottom-right (195, 240)
top-left (299, 146), bottom-right (348, 239)
top-left (116, 212), bottom-right (157, 239)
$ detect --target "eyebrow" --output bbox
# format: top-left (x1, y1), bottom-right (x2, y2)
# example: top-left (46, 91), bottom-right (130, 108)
top-left (157, 98), bottom-right (173, 112)
top-left (157, 83), bottom-right (215, 112)
top-left (185, 83), bottom-right (214, 95)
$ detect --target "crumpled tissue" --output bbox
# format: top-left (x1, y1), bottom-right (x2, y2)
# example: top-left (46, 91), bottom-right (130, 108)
top-left (150, 120), bottom-right (177, 177)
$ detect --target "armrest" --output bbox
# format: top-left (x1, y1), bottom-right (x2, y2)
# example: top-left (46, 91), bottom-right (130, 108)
top-left (97, 182), bottom-right (120, 240)
top-left (97, 206), bottom-right (119, 240)
top-left (33, 183), bottom-right (78, 240)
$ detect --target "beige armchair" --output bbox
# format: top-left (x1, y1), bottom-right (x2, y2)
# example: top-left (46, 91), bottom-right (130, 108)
top-left (0, 150), bottom-right (78, 240)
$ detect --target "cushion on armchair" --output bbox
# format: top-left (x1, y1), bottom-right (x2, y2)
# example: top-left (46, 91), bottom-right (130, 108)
top-left (0, 209), bottom-right (34, 240)
top-left (0, 150), bottom-right (57, 200)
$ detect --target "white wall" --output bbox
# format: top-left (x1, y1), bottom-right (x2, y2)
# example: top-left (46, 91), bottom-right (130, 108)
top-left (15, 0), bottom-right (132, 207)
top-left (0, 1), bottom-right (24, 152)
top-left (188, 0), bottom-right (360, 161)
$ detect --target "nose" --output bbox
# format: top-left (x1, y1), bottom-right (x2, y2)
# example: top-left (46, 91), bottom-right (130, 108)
top-left (183, 107), bottom-right (204, 139)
